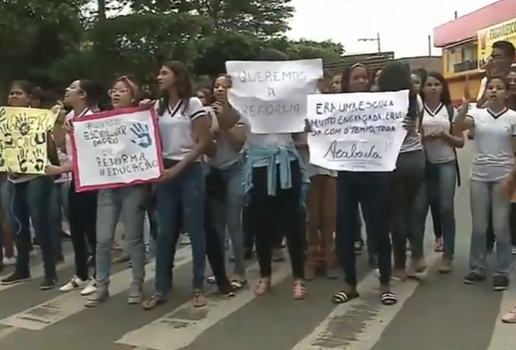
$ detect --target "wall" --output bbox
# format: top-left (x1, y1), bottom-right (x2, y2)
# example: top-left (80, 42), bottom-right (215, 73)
top-left (398, 56), bottom-right (443, 73)
top-left (448, 76), bottom-right (482, 105)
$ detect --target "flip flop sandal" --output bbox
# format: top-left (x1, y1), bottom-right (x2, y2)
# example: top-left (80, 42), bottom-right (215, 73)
top-left (332, 290), bottom-right (359, 304)
top-left (191, 291), bottom-right (207, 308)
top-left (380, 291), bottom-right (397, 305)
top-left (230, 279), bottom-right (247, 290)
top-left (254, 278), bottom-right (271, 296)
top-left (292, 281), bottom-right (306, 300)
top-left (142, 293), bottom-right (167, 310)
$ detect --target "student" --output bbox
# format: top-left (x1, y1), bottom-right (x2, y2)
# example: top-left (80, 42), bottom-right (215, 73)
top-left (205, 74), bottom-right (247, 286)
top-left (331, 74), bottom-right (342, 93)
top-left (0, 80), bottom-right (58, 289)
top-left (332, 63), bottom-right (396, 306)
top-left (243, 49), bottom-right (308, 300)
top-left (418, 72), bottom-right (463, 273)
top-left (143, 61), bottom-right (212, 309)
top-left (305, 72), bottom-right (338, 280)
top-left (83, 76), bottom-right (147, 307)
top-left (455, 76), bottom-right (516, 291)
top-left (59, 79), bottom-right (102, 296)
top-left (381, 62), bottom-right (426, 281)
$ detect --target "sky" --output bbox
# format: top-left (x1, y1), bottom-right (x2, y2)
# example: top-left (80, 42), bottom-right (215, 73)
top-left (287, 0), bottom-right (500, 58)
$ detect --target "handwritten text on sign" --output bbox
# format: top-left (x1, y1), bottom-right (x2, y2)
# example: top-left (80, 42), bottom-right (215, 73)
top-left (0, 107), bottom-right (56, 174)
top-left (307, 90), bottom-right (409, 172)
top-left (226, 59), bottom-right (322, 134)
top-left (71, 106), bottom-right (163, 192)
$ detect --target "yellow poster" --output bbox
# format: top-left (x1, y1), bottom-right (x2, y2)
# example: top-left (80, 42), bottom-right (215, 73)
top-left (477, 18), bottom-right (516, 69)
top-left (0, 107), bottom-right (57, 174)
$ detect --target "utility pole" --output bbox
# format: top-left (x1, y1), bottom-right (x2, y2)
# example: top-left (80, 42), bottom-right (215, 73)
top-left (358, 32), bottom-right (381, 53)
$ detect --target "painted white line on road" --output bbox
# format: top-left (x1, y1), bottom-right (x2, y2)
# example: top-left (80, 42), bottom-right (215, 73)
top-left (486, 275), bottom-right (516, 350)
top-left (115, 262), bottom-right (291, 350)
top-left (0, 326), bottom-right (17, 340)
top-left (289, 251), bottom-right (441, 350)
top-left (0, 247), bottom-right (192, 331)
top-left (0, 252), bottom-right (75, 293)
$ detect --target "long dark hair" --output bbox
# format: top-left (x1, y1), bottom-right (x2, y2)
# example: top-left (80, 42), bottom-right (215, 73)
top-left (420, 71), bottom-right (452, 106)
top-left (378, 60), bottom-right (418, 121)
top-left (157, 60), bottom-right (194, 116)
top-left (78, 79), bottom-right (103, 108)
top-left (340, 63), bottom-right (369, 93)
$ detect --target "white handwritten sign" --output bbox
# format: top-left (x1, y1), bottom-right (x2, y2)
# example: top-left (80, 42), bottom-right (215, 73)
top-left (307, 90), bottom-right (409, 172)
top-left (71, 106), bottom-right (164, 192)
top-left (226, 59), bottom-right (322, 134)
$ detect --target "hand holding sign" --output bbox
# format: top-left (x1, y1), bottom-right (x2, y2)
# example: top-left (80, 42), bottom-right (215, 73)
top-left (130, 122), bottom-right (152, 148)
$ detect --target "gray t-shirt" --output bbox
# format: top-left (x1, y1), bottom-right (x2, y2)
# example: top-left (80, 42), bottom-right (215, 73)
top-left (468, 107), bottom-right (516, 182)
top-left (206, 108), bottom-right (245, 169)
top-left (421, 104), bottom-right (457, 164)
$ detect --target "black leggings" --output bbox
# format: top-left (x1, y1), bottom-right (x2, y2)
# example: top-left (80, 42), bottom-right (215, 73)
top-left (68, 181), bottom-right (97, 281)
top-left (248, 161), bottom-right (305, 279)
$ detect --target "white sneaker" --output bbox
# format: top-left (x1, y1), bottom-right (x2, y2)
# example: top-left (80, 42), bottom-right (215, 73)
top-left (2, 257), bottom-right (15, 266)
top-left (81, 279), bottom-right (97, 296)
top-left (60, 276), bottom-right (88, 293)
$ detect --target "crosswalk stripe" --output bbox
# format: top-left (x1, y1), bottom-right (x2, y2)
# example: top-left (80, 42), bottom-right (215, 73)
top-left (115, 261), bottom-right (291, 350)
top-left (487, 273), bottom-right (516, 350)
top-left (289, 251), bottom-right (442, 350)
top-left (0, 251), bottom-right (75, 293)
top-left (0, 246), bottom-right (192, 331)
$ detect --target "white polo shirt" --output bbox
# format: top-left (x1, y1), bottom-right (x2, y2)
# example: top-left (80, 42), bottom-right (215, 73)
top-left (157, 97), bottom-right (206, 161)
top-left (421, 103), bottom-right (457, 164)
top-left (467, 107), bottom-right (516, 182)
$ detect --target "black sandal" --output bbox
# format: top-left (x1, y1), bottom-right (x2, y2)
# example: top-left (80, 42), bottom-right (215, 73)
top-left (332, 290), bottom-right (359, 304)
top-left (380, 291), bottom-right (397, 305)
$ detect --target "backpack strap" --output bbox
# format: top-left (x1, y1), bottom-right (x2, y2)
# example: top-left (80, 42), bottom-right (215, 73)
top-left (446, 105), bottom-right (461, 187)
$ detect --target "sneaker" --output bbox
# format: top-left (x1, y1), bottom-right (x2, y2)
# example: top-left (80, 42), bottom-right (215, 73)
top-left (81, 279), bottom-right (98, 296)
top-left (1, 271), bottom-right (30, 285)
top-left (180, 234), bottom-right (191, 246)
top-left (85, 287), bottom-right (109, 307)
top-left (40, 277), bottom-right (57, 290)
top-left (437, 257), bottom-right (452, 274)
top-left (59, 276), bottom-right (89, 293)
top-left (502, 306), bottom-right (516, 323)
top-left (127, 281), bottom-right (143, 304)
top-left (463, 272), bottom-right (485, 284)
top-left (3, 257), bottom-right (16, 266)
top-left (512, 246), bottom-right (516, 255)
top-left (354, 240), bottom-right (364, 255)
top-left (493, 275), bottom-right (509, 291)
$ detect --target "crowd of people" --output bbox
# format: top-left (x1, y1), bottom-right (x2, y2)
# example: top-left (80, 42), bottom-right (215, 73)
top-left (1, 39), bottom-right (516, 323)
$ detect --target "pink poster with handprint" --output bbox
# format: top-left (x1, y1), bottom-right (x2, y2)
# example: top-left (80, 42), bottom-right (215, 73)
top-left (70, 105), bottom-right (164, 192)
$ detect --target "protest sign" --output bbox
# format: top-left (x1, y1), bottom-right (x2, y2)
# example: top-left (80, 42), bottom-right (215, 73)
top-left (226, 59), bottom-right (322, 134)
top-left (70, 106), bottom-right (163, 192)
top-left (0, 107), bottom-right (57, 174)
top-left (307, 90), bottom-right (409, 172)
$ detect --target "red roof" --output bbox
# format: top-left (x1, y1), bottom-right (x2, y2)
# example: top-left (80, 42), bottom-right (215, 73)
top-left (433, 0), bottom-right (516, 48)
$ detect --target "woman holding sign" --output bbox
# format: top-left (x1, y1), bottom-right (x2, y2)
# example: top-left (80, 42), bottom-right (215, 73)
top-left (0, 80), bottom-right (58, 290)
top-left (143, 61), bottom-right (212, 309)
top-left (83, 76), bottom-right (148, 307)
top-left (58, 79), bottom-right (102, 296)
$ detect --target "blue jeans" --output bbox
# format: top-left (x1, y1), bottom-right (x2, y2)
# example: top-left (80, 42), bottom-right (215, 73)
top-left (469, 179), bottom-right (512, 277)
top-left (8, 177), bottom-right (55, 279)
top-left (50, 183), bottom-right (68, 257)
top-left (415, 161), bottom-right (457, 259)
top-left (96, 186), bottom-right (146, 286)
top-left (209, 161), bottom-right (245, 276)
top-left (155, 163), bottom-right (206, 293)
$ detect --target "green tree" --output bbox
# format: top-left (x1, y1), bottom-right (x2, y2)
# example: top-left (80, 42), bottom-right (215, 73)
top-left (131, 0), bottom-right (294, 37)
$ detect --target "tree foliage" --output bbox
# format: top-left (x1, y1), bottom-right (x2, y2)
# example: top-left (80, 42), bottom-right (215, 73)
top-left (0, 0), bottom-right (344, 97)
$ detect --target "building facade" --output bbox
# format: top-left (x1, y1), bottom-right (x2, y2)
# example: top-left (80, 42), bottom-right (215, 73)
top-left (433, 0), bottom-right (516, 103)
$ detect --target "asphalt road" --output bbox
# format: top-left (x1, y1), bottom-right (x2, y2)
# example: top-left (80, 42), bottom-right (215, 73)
top-left (0, 140), bottom-right (513, 350)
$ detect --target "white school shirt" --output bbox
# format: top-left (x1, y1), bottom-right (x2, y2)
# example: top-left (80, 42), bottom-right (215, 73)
top-left (421, 103), bottom-right (457, 164)
top-left (157, 97), bottom-right (206, 161)
top-left (467, 107), bottom-right (516, 182)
